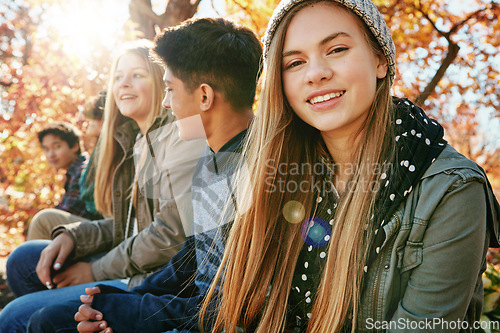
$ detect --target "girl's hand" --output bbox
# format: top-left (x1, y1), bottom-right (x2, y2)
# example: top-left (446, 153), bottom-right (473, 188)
top-left (36, 232), bottom-right (75, 289)
top-left (52, 262), bottom-right (95, 288)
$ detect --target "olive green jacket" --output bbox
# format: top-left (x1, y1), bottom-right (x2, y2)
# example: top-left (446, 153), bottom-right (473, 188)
top-left (358, 144), bottom-right (499, 332)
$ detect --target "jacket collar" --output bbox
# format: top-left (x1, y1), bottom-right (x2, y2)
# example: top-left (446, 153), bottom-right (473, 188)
top-left (114, 109), bottom-right (173, 152)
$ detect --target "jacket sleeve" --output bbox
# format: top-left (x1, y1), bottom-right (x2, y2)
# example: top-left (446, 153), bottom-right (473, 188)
top-left (389, 169), bottom-right (489, 331)
top-left (91, 238), bottom-right (200, 332)
top-left (89, 121), bottom-right (204, 283)
top-left (90, 195), bottom-right (188, 282)
top-left (52, 218), bottom-right (115, 258)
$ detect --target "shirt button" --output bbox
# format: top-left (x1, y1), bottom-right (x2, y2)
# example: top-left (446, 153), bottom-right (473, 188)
top-left (115, 191), bottom-right (121, 197)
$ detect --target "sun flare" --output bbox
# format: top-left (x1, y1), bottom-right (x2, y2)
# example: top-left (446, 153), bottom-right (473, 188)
top-left (42, 0), bottom-right (130, 62)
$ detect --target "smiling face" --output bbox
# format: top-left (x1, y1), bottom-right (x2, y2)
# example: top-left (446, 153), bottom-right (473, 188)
top-left (282, 2), bottom-right (387, 140)
top-left (112, 52), bottom-right (153, 132)
top-left (162, 67), bottom-right (206, 141)
top-left (41, 134), bottom-right (79, 170)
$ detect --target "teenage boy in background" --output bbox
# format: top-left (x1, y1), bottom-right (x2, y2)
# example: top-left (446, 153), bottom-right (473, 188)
top-left (26, 17), bottom-right (262, 333)
top-left (35, 122), bottom-right (94, 221)
top-left (27, 95), bottom-right (106, 240)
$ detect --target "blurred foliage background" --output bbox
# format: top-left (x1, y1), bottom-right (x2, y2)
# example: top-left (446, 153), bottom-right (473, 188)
top-left (0, 0), bottom-right (499, 257)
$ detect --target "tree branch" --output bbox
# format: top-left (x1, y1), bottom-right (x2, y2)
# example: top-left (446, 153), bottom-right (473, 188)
top-left (129, 0), bottom-right (159, 22)
top-left (129, 0), bottom-right (160, 39)
top-left (228, 0), bottom-right (260, 31)
top-left (209, 0), bottom-right (223, 17)
top-left (450, 6), bottom-right (488, 34)
top-left (415, 42), bottom-right (459, 106)
top-left (415, 1), bottom-right (449, 40)
top-left (412, 1), bottom-right (493, 106)
top-left (159, 0), bottom-right (202, 28)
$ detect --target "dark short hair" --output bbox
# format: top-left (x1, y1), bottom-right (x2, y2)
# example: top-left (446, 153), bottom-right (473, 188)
top-left (82, 90), bottom-right (106, 120)
top-left (153, 17), bottom-right (262, 111)
top-left (38, 121), bottom-right (82, 154)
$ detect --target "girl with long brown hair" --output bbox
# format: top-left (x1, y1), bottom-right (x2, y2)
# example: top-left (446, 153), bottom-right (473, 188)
top-left (201, 0), bottom-right (500, 332)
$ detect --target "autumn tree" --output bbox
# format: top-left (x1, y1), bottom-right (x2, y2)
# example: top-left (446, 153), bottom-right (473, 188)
top-left (0, 0), bottom-right (138, 254)
top-left (221, 0), bottom-right (500, 193)
top-left (129, 0), bottom-right (202, 39)
top-left (0, 0), bottom-right (209, 254)
top-left (0, 1), bottom-right (45, 253)
top-left (1, 0), bottom-right (499, 256)
top-left (376, 0), bottom-right (500, 190)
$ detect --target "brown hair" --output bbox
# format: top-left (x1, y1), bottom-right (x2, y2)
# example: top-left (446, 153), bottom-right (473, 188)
top-left (38, 121), bottom-right (82, 155)
top-left (201, 1), bottom-right (394, 332)
top-left (93, 40), bottom-right (165, 217)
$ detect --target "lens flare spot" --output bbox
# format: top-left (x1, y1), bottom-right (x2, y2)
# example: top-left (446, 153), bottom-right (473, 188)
top-left (301, 217), bottom-right (331, 248)
top-left (283, 200), bottom-right (306, 224)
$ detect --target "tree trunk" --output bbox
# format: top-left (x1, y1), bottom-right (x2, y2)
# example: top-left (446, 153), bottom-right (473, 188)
top-left (415, 42), bottom-right (459, 106)
top-left (129, 0), bottom-right (202, 40)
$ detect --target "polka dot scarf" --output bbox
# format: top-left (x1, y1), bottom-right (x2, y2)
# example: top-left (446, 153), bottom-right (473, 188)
top-left (364, 97), bottom-right (447, 273)
top-left (286, 98), bottom-right (447, 329)
top-left (288, 197), bottom-right (340, 328)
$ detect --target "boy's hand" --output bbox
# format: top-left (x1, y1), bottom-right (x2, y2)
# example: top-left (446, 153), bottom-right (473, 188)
top-left (36, 232), bottom-right (75, 289)
top-left (75, 287), bottom-right (113, 333)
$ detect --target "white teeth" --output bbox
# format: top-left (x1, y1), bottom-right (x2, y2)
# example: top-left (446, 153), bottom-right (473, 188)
top-left (121, 95), bottom-right (135, 100)
top-left (309, 91), bottom-right (344, 105)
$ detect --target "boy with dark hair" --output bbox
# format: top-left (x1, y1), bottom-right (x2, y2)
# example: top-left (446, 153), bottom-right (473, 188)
top-left (27, 106), bottom-right (105, 240)
top-left (153, 17), bottom-right (261, 113)
top-left (25, 17), bottom-right (262, 332)
top-left (38, 122), bottom-right (82, 169)
top-left (35, 122), bottom-right (95, 220)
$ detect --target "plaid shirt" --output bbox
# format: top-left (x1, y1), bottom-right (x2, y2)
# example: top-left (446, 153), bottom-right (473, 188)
top-left (55, 153), bottom-right (98, 220)
top-left (90, 130), bottom-right (248, 332)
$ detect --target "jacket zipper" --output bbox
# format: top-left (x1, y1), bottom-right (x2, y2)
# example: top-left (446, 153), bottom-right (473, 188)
top-left (370, 214), bottom-right (401, 329)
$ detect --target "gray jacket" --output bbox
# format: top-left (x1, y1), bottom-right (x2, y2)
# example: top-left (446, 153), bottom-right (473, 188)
top-left (57, 110), bottom-right (204, 288)
top-left (358, 144), bottom-right (499, 332)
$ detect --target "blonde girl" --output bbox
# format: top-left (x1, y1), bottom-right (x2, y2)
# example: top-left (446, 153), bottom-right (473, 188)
top-left (93, 41), bottom-right (165, 218)
top-left (201, 0), bottom-right (499, 332)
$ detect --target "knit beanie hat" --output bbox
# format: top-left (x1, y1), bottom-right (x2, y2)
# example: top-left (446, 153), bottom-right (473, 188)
top-left (262, 0), bottom-right (396, 84)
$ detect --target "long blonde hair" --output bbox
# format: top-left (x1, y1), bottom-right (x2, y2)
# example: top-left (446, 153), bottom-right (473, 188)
top-left (93, 41), bottom-right (165, 217)
top-left (201, 1), bottom-right (395, 332)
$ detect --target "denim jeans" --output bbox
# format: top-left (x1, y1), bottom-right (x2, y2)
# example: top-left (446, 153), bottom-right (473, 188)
top-left (26, 301), bottom-right (81, 333)
top-left (7, 240), bottom-right (51, 297)
top-left (26, 299), bottom-right (194, 333)
top-left (0, 240), bottom-right (127, 333)
top-left (27, 304), bottom-right (196, 332)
